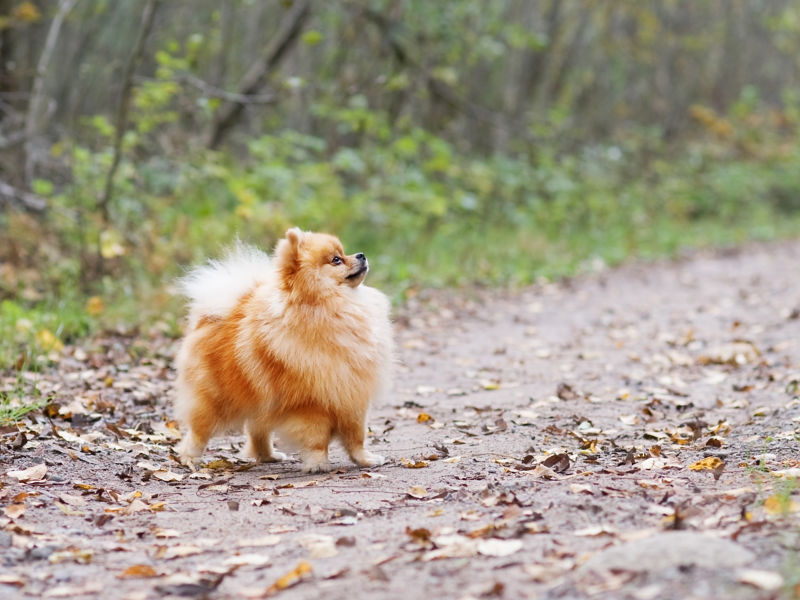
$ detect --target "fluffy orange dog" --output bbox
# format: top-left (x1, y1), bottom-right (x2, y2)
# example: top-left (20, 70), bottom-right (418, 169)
top-left (174, 228), bottom-right (393, 472)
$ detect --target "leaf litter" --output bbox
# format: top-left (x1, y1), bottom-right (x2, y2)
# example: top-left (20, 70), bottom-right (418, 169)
top-left (2, 243), bottom-right (800, 598)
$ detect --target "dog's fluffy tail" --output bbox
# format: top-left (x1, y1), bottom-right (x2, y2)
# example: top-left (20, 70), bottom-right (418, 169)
top-left (179, 242), bottom-right (272, 322)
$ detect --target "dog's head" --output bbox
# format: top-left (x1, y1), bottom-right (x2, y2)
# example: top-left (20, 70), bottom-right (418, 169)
top-left (275, 228), bottom-right (369, 299)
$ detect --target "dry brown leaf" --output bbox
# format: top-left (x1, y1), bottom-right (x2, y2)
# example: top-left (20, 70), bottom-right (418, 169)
top-left (117, 564), bottom-right (158, 579)
top-left (540, 453), bottom-right (570, 473)
top-left (152, 470), bottom-right (184, 482)
top-left (3, 504), bottom-right (26, 519)
top-left (6, 463), bottom-right (47, 482)
top-left (58, 493), bottom-right (86, 507)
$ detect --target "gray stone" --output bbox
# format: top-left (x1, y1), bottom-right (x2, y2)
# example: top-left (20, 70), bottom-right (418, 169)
top-left (580, 532), bottom-right (755, 573)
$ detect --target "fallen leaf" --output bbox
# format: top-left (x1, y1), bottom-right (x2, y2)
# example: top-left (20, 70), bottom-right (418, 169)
top-left (764, 495), bottom-right (800, 515)
top-left (117, 564), bottom-right (158, 579)
top-left (698, 341), bottom-right (760, 366)
top-left (417, 413), bottom-right (433, 423)
top-left (58, 493), bottom-right (87, 507)
top-left (573, 525), bottom-right (617, 537)
top-left (6, 463), bottom-right (47, 482)
top-left (153, 528), bottom-right (181, 539)
top-left (3, 504), bottom-right (26, 519)
top-left (737, 569), bottom-right (784, 591)
top-left (400, 458), bottom-right (429, 469)
top-left (423, 534), bottom-right (478, 561)
top-left (43, 582), bottom-right (103, 597)
top-left (223, 553), bottom-right (271, 567)
top-left (0, 574), bottom-right (25, 587)
top-left (540, 453), bottom-right (570, 473)
top-left (688, 457), bottom-right (724, 471)
top-left (152, 470), bottom-right (184, 482)
top-left (407, 486), bottom-right (428, 499)
top-left (55, 501), bottom-right (85, 517)
top-left (264, 561), bottom-right (312, 595)
top-left (298, 534), bottom-right (337, 558)
top-left (155, 545), bottom-right (202, 559)
top-left (476, 539), bottom-right (523, 557)
top-left (237, 535), bottom-right (281, 547)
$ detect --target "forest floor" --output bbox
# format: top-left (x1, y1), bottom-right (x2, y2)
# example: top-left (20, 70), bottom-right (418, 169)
top-left (2, 241), bottom-right (800, 600)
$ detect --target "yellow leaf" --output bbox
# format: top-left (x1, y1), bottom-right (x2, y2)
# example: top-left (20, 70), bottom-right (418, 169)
top-left (407, 486), bottom-right (428, 498)
top-left (12, 1), bottom-right (41, 22)
top-left (86, 296), bottom-right (104, 316)
top-left (764, 495), bottom-right (800, 515)
top-left (416, 413), bottom-right (433, 423)
top-left (688, 457), bottom-right (724, 471)
top-left (36, 328), bottom-right (63, 352)
top-left (266, 561), bottom-right (312, 595)
top-left (100, 230), bottom-right (126, 259)
top-left (400, 458), bottom-right (429, 469)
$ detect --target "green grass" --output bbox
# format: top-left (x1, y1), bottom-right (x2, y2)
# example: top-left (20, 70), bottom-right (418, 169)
top-left (2, 123), bottom-right (800, 375)
top-left (0, 368), bottom-right (46, 425)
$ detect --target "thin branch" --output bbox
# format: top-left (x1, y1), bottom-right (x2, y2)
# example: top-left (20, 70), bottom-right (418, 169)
top-left (98, 0), bottom-right (159, 223)
top-left (172, 73), bottom-right (278, 105)
top-left (23, 0), bottom-right (79, 184)
top-left (0, 180), bottom-right (47, 212)
top-left (206, 0), bottom-right (312, 149)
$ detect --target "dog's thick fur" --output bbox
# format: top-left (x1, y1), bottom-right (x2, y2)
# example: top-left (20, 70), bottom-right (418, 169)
top-left (174, 228), bottom-right (393, 472)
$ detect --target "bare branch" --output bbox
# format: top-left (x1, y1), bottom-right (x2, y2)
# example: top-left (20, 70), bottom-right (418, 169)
top-left (0, 180), bottom-right (47, 212)
top-left (97, 0), bottom-right (159, 222)
top-left (23, 0), bottom-right (79, 184)
top-left (206, 0), bottom-right (312, 149)
top-left (172, 73), bottom-right (278, 105)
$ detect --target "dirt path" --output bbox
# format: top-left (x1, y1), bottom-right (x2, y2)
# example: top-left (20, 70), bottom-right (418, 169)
top-left (2, 241), bottom-right (800, 600)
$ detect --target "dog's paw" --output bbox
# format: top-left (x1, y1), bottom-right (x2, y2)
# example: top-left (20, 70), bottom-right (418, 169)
top-left (263, 450), bottom-right (288, 463)
top-left (353, 451), bottom-right (385, 468)
top-left (241, 443), bottom-right (288, 463)
top-left (176, 439), bottom-right (201, 471)
top-left (301, 452), bottom-right (332, 473)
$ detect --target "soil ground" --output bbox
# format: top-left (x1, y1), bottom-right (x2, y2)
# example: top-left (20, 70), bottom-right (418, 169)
top-left (2, 241), bottom-right (800, 600)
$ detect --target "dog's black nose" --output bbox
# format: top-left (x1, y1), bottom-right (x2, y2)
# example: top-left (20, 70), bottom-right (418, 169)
top-left (356, 252), bottom-right (366, 261)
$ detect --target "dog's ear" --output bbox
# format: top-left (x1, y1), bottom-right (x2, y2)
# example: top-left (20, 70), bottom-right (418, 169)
top-left (285, 227), bottom-right (303, 249)
top-left (275, 228), bottom-right (303, 290)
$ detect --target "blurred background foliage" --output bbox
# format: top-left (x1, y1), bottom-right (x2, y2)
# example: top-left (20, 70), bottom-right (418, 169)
top-left (2, 0), bottom-right (800, 366)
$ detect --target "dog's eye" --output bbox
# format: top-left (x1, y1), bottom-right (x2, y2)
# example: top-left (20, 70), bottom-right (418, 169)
top-left (331, 256), bottom-right (342, 265)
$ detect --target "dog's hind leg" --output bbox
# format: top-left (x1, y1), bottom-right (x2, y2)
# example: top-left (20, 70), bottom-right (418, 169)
top-left (243, 418), bottom-right (287, 462)
top-left (339, 412), bottom-right (385, 469)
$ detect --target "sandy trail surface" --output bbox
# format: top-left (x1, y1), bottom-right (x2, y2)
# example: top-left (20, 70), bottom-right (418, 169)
top-left (2, 241), bottom-right (800, 599)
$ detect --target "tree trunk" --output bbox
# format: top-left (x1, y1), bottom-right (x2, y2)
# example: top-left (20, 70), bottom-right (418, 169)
top-left (206, 0), bottom-right (312, 149)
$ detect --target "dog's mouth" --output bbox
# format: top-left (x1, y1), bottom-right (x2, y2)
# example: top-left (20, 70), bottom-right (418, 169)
top-left (346, 266), bottom-right (368, 281)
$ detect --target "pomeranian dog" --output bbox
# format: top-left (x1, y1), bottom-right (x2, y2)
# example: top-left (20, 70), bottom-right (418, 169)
top-left (174, 227), bottom-right (393, 472)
